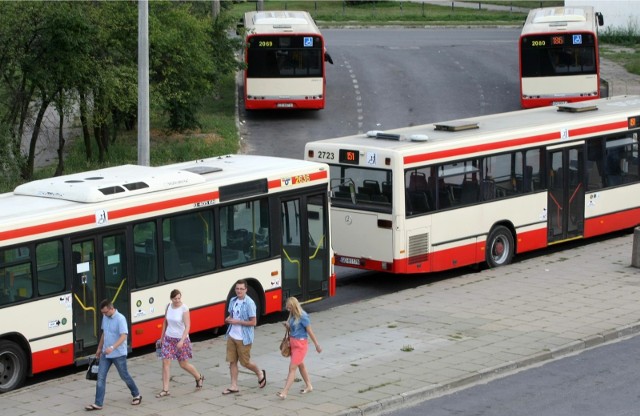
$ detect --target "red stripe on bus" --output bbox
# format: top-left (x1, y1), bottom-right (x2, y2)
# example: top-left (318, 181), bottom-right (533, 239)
top-left (404, 121), bottom-right (629, 165)
top-left (335, 227), bottom-right (548, 274)
top-left (584, 207), bottom-right (640, 238)
top-left (0, 215), bottom-right (95, 241)
top-left (109, 192), bottom-right (219, 220)
top-left (31, 343), bottom-right (74, 374)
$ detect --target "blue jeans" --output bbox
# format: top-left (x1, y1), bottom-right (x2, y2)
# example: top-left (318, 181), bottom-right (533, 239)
top-left (94, 355), bottom-right (139, 407)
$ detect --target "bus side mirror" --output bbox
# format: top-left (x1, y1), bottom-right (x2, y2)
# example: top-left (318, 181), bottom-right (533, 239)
top-left (596, 12), bottom-right (604, 26)
top-left (325, 52), bottom-right (334, 65)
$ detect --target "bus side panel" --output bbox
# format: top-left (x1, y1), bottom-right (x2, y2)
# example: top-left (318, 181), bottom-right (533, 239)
top-left (32, 342), bottom-right (75, 374)
top-left (131, 317), bottom-right (165, 349)
top-left (190, 302), bottom-right (226, 333)
top-left (514, 225), bottom-right (548, 253)
top-left (584, 207), bottom-right (640, 238)
top-left (429, 240), bottom-right (478, 273)
top-left (583, 186), bottom-right (640, 237)
top-left (264, 287), bottom-right (283, 314)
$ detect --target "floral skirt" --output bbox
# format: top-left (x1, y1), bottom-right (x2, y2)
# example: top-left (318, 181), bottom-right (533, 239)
top-left (160, 336), bottom-right (193, 361)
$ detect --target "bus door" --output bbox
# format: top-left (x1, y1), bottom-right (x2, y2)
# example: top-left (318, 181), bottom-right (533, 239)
top-left (71, 230), bottom-right (131, 359)
top-left (280, 193), bottom-right (329, 304)
top-left (547, 143), bottom-right (585, 243)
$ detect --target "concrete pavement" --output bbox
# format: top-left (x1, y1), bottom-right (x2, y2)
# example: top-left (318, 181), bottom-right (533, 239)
top-left (3, 232), bottom-right (640, 416)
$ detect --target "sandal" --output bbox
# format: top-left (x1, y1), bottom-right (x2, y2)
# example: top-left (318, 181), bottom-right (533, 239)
top-left (155, 390), bottom-right (170, 398)
top-left (300, 387), bottom-right (313, 394)
top-left (258, 369), bottom-right (267, 388)
top-left (131, 395), bottom-right (142, 405)
top-left (85, 404), bottom-right (102, 411)
top-left (196, 374), bottom-right (205, 389)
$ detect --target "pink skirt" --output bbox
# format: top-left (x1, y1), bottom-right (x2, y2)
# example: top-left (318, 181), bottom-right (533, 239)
top-left (289, 337), bottom-right (308, 366)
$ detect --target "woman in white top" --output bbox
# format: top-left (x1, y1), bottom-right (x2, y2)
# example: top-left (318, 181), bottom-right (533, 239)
top-left (156, 289), bottom-right (204, 398)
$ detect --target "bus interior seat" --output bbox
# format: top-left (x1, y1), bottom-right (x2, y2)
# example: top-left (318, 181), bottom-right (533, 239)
top-left (409, 191), bottom-right (431, 213)
top-left (523, 165), bottom-right (533, 192)
top-left (370, 194), bottom-right (389, 203)
top-left (362, 180), bottom-right (381, 195)
top-left (409, 172), bottom-right (428, 191)
top-left (163, 241), bottom-right (183, 279)
top-left (381, 181), bottom-right (392, 200)
top-left (460, 180), bottom-right (480, 204)
top-left (481, 179), bottom-right (496, 200)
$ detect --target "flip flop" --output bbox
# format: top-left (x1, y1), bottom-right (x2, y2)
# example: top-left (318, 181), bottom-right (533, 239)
top-left (258, 369), bottom-right (267, 388)
top-left (222, 388), bottom-right (239, 395)
top-left (85, 404), bottom-right (103, 411)
top-left (131, 395), bottom-right (142, 406)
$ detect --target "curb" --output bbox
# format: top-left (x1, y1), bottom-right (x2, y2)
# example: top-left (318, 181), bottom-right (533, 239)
top-left (334, 322), bottom-right (640, 416)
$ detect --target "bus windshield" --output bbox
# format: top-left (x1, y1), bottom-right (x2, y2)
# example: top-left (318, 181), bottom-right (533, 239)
top-left (521, 33), bottom-right (596, 78)
top-left (329, 165), bottom-right (392, 211)
top-left (247, 35), bottom-right (323, 78)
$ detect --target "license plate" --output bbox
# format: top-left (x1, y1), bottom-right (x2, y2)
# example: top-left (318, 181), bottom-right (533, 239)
top-left (277, 103), bottom-right (294, 108)
top-left (338, 256), bottom-right (361, 266)
top-left (552, 101), bottom-right (568, 105)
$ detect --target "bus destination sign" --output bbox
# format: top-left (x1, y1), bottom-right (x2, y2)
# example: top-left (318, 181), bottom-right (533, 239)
top-left (339, 149), bottom-right (359, 165)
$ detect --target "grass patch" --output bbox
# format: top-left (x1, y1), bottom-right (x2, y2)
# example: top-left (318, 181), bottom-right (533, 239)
top-left (229, 1), bottom-right (529, 25)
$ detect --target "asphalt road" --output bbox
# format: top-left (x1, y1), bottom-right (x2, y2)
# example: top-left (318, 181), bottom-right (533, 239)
top-left (386, 333), bottom-right (640, 416)
top-left (239, 27), bottom-right (522, 159)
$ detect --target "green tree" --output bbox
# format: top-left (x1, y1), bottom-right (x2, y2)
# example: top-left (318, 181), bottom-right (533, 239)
top-left (149, 2), bottom-right (242, 131)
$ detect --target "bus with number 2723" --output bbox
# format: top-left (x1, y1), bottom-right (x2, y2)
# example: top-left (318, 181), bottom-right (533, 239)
top-left (0, 154), bottom-right (334, 393)
top-left (305, 95), bottom-right (640, 274)
top-left (519, 6), bottom-right (604, 109)
top-left (240, 10), bottom-right (333, 110)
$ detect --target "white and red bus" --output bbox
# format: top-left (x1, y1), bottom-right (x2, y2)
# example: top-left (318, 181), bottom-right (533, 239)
top-left (519, 6), bottom-right (604, 109)
top-left (0, 155), bottom-right (334, 392)
top-left (240, 10), bottom-right (333, 110)
top-left (305, 95), bottom-right (640, 274)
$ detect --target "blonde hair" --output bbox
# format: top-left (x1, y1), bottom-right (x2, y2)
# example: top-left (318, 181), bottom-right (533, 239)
top-left (286, 297), bottom-right (303, 324)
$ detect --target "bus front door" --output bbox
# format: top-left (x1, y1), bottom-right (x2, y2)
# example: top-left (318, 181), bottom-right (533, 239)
top-left (280, 193), bottom-right (329, 305)
top-left (547, 145), bottom-right (585, 243)
top-left (71, 231), bottom-right (131, 360)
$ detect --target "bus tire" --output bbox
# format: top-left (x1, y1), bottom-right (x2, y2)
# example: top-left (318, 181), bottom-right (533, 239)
top-left (486, 225), bottom-right (514, 268)
top-left (0, 340), bottom-right (28, 393)
top-left (246, 285), bottom-right (262, 325)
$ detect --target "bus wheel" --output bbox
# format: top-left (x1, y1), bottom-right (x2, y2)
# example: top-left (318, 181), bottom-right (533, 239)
top-left (0, 340), bottom-right (27, 393)
top-left (486, 226), bottom-right (514, 268)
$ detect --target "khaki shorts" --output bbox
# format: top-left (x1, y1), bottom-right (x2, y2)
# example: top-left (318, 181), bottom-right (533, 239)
top-left (226, 337), bottom-right (252, 367)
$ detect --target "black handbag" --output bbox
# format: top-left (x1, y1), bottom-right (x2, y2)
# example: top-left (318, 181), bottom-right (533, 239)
top-left (85, 356), bottom-right (99, 381)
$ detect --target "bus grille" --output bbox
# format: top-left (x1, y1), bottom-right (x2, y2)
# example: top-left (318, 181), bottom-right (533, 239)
top-left (408, 233), bottom-right (429, 264)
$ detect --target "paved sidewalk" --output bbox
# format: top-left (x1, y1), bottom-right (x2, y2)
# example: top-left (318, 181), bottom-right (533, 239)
top-left (3, 232), bottom-right (640, 416)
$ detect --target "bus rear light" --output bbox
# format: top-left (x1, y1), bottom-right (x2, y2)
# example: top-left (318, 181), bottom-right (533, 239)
top-left (307, 150), bottom-right (314, 158)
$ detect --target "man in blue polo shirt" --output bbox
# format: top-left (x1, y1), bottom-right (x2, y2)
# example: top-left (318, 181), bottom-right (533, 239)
top-left (85, 300), bottom-right (141, 411)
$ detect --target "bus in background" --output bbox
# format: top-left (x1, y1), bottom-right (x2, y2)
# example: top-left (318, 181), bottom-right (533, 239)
top-left (305, 95), bottom-right (640, 275)
top-left (240, 10), bottom-right (333, 110)
top-left (0, 155), bottom-right (334, 393)
top-left (519, 6), bottom-right (604, 109)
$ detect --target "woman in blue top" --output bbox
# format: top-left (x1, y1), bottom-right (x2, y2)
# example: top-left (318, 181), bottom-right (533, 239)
top-left (276, 297), bottom-right (322, 399)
